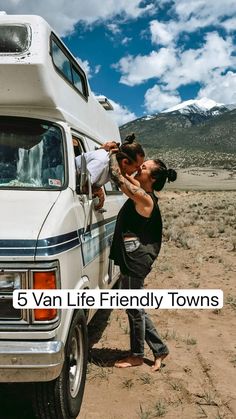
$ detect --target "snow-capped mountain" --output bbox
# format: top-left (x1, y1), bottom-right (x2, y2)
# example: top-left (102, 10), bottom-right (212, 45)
top-left (162, 97), bottom-right (227, 115)
top-left (136, 98), bottom-right (236, 124)
top-left (120, 95), bottom-right (236, 170)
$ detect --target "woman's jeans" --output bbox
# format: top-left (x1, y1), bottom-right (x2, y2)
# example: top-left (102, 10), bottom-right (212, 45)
top-left (120, 273), bottom-right (169, 358)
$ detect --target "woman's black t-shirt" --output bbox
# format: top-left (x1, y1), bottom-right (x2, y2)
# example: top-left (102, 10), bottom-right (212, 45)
top-left (109, 193), bottom-right (162, 278)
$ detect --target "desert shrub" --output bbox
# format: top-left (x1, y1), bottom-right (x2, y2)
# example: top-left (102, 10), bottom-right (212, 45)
top-left (169, 227), bottom-right (180, 242)
top-left (230, 236), bottom-right (236, 251)
top-left (227, 205), bottom-right (235, 216)
top-left (226, 295), bottom-right (236, 309)
top-left (218, 225), bottom-right (225, 234)
top-left (207, 228), bottom-right (218, 238)
top-left (153, 401), bottom-right (167, 417)
top-left (178, 234), bottom-right (195, 249)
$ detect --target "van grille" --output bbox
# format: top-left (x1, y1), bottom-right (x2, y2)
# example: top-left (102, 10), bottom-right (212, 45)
top-left (0, 295), bottom-right (22, 320)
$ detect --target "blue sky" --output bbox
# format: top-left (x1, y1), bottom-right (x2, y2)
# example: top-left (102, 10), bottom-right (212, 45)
top-left (1, 0), bottom-right (236, 125)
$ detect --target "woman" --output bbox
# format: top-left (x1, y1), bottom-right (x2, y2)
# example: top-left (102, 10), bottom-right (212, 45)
top-left (109, 158), bottom-right (177, 370)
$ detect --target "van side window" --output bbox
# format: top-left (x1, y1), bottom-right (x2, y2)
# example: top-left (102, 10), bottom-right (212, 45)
top-left (72, 136), bottom-right (87, 194)
top-left (51, 42), bottom-right (72, 83)
top-left (51, 34), bottom-right (88, 99)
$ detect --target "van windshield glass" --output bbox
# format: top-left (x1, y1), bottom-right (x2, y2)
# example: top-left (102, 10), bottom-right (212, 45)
top-left (0, 117), bottom-right (65, 189)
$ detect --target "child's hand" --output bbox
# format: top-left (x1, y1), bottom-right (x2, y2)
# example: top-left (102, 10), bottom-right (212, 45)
top-left (92, 187), bottom-right (105, 210)
top-left (101, 141), bottom-right (119, 152)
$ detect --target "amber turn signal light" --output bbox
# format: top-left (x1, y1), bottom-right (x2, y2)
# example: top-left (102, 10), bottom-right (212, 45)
top-left (33, 271), bottom-right (57, 321)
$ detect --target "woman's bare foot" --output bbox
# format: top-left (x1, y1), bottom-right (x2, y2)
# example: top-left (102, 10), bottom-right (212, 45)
top-left (114, 356), bottom-right (143, 368)
top-left (151, 354), bottom-right (168, 372)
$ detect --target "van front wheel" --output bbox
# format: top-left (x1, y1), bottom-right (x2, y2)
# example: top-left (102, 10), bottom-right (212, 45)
top-left (33, 310), bottom-right (88, 419)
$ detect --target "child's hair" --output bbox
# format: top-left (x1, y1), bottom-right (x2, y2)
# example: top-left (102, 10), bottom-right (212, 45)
top-left (116, 133), bottom-right (145, 164)
top-left (150, 159), bottom-right (177, 191)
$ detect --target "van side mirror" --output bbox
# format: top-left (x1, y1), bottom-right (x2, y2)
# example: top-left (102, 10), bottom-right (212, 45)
top-left (76, 153), bottom-right (92, 200)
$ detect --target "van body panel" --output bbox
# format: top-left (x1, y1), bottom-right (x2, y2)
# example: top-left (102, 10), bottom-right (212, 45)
top-left (0, 15), bottom-right (124, 405)
top-left (0, 190), bottom-right (60, 260)
top-left (0, 15), bottom-right (120, 142)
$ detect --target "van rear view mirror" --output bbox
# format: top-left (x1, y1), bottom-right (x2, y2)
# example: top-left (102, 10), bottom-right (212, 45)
top-left (78, 154), bottom-right (92, 199)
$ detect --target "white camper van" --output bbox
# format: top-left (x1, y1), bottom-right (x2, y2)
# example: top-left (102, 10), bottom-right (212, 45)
top-left (0, 14), bottom-right (124, 418)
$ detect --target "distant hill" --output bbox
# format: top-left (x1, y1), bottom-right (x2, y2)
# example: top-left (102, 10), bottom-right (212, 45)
top-left (120, 99), bottom-right (236, 169)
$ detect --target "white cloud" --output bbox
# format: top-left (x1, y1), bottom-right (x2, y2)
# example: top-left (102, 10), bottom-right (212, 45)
top-left (116, 29), bottom-right (236, 113)
top-left (76, 59), bottom-right (91, 78)
top-left (163, 32), bottom-right (235, 89)
top-left (108, 99), bottom-right (137, 126)
top-left (115, 31), bottom-right (235, 94)
top-left (0, 0), bottom-right (157, 35)
top-left (198, 71), bottom-right (236, 104)
top-left (149, 18), bottom-right (213, 47)
top-left (220, 17), bottom-right (236, 32)
top-left (144, 85), bottom-right (181, 113)
top-left (106, 23), bottom-right (121, 35)
top-left (149, 1), bottom-right (236, 48)
top-left (94, 65), bottom-right (101, 74)
top-left (76, 59), bottom-right (101, 79)
top-left (174, 0), bottom-right (236, 24)
top-left (150, 20), bottom-right (174, 46)
top-left (115, 48), bottom-right (177, 86)
top-left (121, 37), bottom-right (132, 45)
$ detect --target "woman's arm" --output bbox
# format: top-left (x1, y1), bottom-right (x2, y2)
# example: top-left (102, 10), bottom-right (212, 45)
top-left (110, 154), bottom-right (153, 216)
top-left (124, 173), bottom-right (141, 187)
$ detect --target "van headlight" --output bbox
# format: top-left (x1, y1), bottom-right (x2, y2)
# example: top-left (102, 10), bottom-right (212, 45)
top-left (0, 262), bottom-right (60, 326)
top-left (0, 272), bottom-right (24, 292)
top-left (0, 271), bottom-right (26, 320)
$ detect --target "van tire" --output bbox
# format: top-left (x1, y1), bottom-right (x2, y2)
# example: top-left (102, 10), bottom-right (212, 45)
top-left (33, 310), bottom-right (88, 419)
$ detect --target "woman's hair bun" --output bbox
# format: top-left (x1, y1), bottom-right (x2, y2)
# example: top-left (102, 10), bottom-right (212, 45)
top-left (123, 133), bottom-right (136, 144)
top-left (167, 168), bottom-right (177, 183)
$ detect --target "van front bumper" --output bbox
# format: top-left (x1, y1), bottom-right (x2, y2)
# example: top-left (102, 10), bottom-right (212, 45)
top-left (0, 340), bottom-right (64, 382)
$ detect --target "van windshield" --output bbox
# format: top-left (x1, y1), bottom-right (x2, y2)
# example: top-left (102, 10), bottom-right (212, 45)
top-left (0, 117), bottom-right (65, 189)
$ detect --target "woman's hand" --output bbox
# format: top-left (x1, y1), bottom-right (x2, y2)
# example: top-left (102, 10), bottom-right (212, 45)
top-left (125, 174), bottom-right (140, 187)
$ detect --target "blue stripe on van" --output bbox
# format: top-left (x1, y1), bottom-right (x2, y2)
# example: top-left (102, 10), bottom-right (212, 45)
top-left (37, 230), bottom-right (79, 247)
top-left (0, 216), bottom-right (117, 257)
top-left (36, 237), bottom-right (81, 256)
top-left (0, 247), bottom-right (36, 257)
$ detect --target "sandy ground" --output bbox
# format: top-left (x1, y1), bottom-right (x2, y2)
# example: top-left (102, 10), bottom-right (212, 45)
top-left (0, 175), bottom-right (235, 419)
top-left (79, 189), bottom-right (236, 419)
top-left (167, 168), bottom-right (236, 191)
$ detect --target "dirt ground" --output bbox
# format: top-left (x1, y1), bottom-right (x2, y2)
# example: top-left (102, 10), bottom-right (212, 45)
top-left (167, 168), bottom-right (236, 191)
top-left (80, 189), bottom-right (236, 419)
top-left (0, 185), bottom-right (235, 419)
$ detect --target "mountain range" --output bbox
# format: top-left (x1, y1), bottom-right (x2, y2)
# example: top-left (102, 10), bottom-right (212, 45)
top-left (119, 98), bottom-right (236, 169)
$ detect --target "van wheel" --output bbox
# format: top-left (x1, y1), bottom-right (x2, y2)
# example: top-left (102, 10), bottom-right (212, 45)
top-left (33, 310), bottom-right (88, 419)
